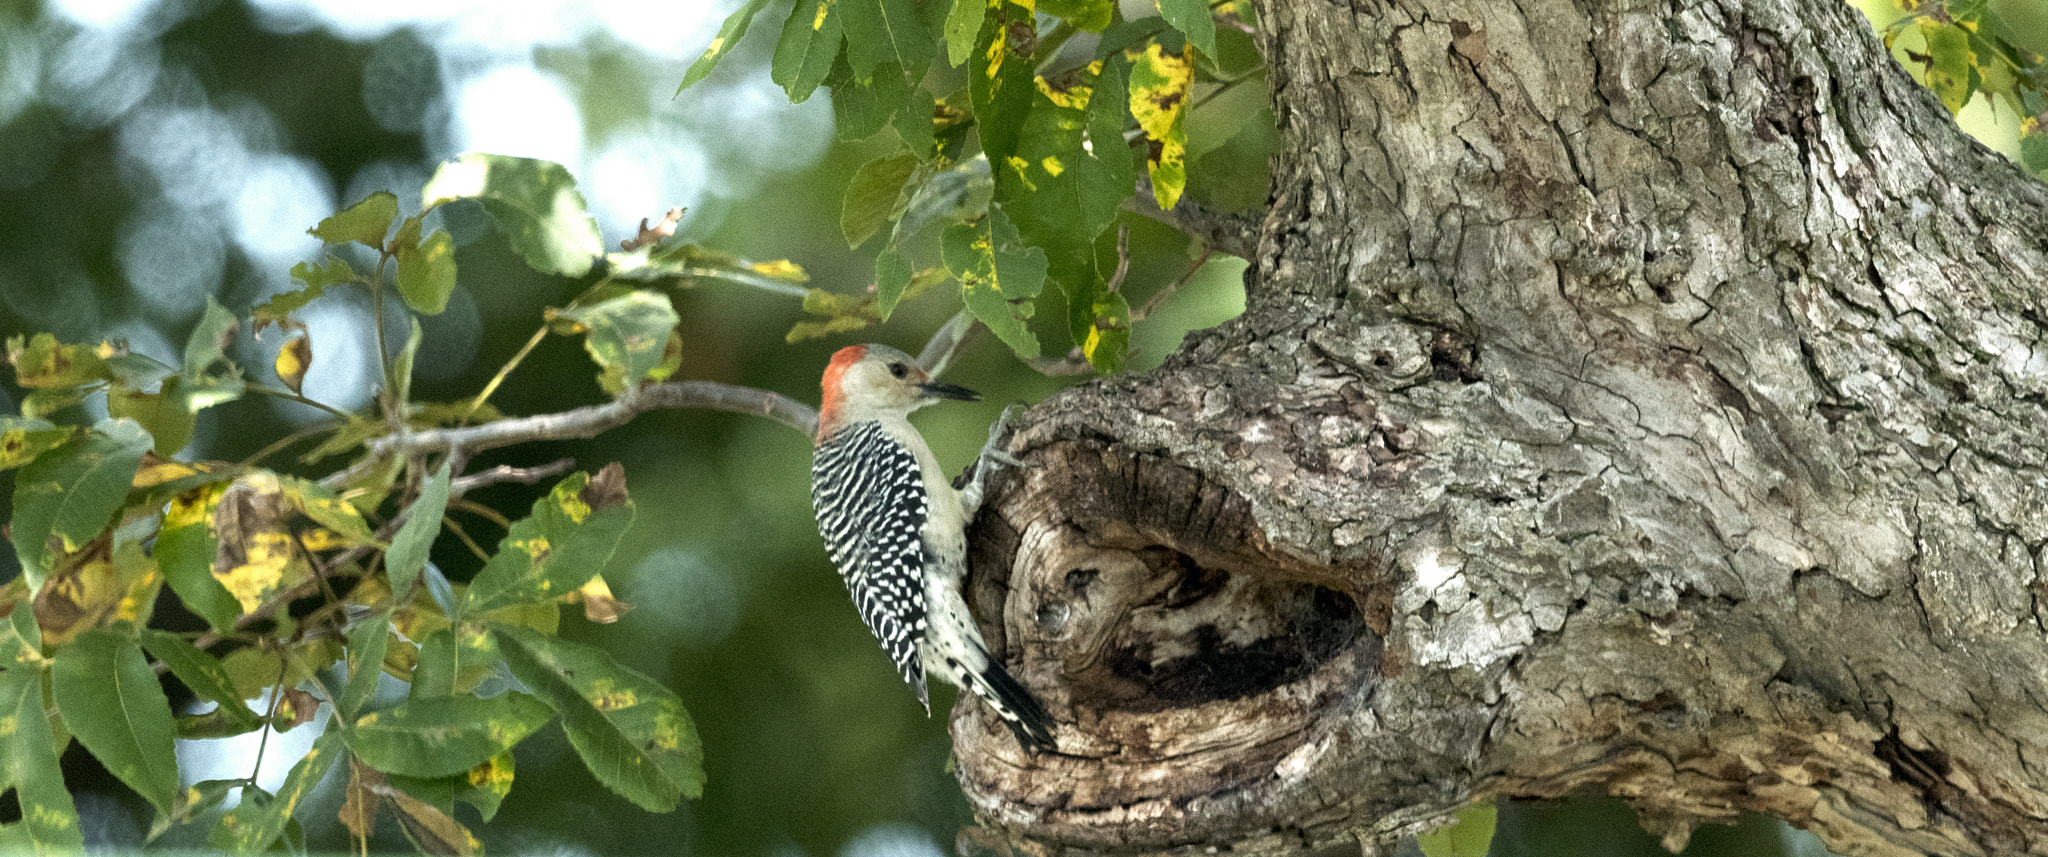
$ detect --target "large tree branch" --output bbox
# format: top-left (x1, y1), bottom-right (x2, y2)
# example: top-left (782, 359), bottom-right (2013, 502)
top-left (952, 0), bottom-right (2048, 853)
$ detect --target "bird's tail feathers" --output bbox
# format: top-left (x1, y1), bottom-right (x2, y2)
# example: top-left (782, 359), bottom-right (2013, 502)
top-left (964, 661), bottom-right (1057, 754)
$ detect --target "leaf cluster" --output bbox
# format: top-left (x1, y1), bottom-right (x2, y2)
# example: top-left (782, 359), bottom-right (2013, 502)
top-left (688, 0), bottom-right (1274, 374)
top-left (0, 154), bottom-right (769, 854)
top-left (1878, 0), bottom-right (2048, 176)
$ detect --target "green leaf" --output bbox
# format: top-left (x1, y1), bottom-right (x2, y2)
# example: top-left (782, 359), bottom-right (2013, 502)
top-left (841, 0), bottom-right (932, 79)
top-left (893, 86), bottom-right (938, 158)
top-left (387, 463), bottom-right (451, 600)
top-left (1416, 802), bottom-right (1498, 857)
top-left (970, 1), bottom-right (1037, 167)
top-left (346, 693), bottom-right (551, 778)
top-left (493, 626), bottom-right (703, 810)
top-left (772, 0), bottom-right (844, 103)
top-left (550, 289), bottom-right (682, 394)
top-left (833, 60), bottom-right (912, 140)
top-left (20, 388), bottom-right (85, 421)
top-left (411, 626), bottom-right (498, 699)
top-left (608, 243), bottom-right (811, 292)
top-left (140, 629), bottom-right (261, 733)
top-left (391, 317), bottom-right (422, 412)
top-left (1156, 0), bottom-right (1218, 59)
top-left (338, 612), bottom-right (393, 722)
top-left (396, 228), bottom-right (458, 315)
top-left (0, 418), bottom-right (71, 472)
top-left (104, 349), bottom-right (176, 392)
top-left (0, 662), bottom-right (84, 852)
top-left (1041, 0), bottom-right (1112, 31)
top-left (459, 466), bottom-right (635, 616)
top-left (892, 157), bottom-right (994, 244)
top-left (421, 153), bottom-right (604, 277)
top-left (12, 418), bottom-right (150, 589)
top-left (157, 483), bottom-right (241, 631)
top-left (2022, 131), bottom-right (2048, 175)
top-left (51, 628), bottom-right (180, 816)
top-left (943, 208), bottom-right (1046, 358)
top-left (182, 296), bottom-right (237, 380)
top-left (941, 0), bottom-right (984, 66)
top-left (998, 56), bottom-right (1132, 281)
top-left (680, 0), bottom-right (773, 92)
top-left (310, 191), bottom-right (399, 248)
top-left (255, 257), bottom-right (358, 332)
top-left (220, 733), bottom-right (341, 855)
top-left (842, 152), bottom-right (920, 247)
top-left (178, 296), bottom-right (245, 413)
top-left (874, 248), bottom-right (913, 321)
top-left (108, 383), bottom-right (196, 457)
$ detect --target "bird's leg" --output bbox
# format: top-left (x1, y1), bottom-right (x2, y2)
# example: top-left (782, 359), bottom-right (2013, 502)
top-left (960, 405), bottom-right (1026, 516)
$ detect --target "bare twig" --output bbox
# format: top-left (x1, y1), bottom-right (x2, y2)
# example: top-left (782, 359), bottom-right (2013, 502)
top-left (460, 327), bottom-right (548, 426)
top-left (1105, 223), bottom-right (1132, 293)
top-left (356, 380), bottom-right (815, 475)
top-left (449, 459), bottom-right (577, 496)
top-left (1026, 350), bottom-right (1099, 376)
top-left (919, 309), bottom-right (979, 377)
top-left (1127, 174), bottom-right (1261, 259)
top-left (1134, 247), bottom-right (1217, 322)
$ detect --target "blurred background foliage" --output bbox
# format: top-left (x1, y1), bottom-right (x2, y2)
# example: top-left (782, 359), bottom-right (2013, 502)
top-left (0, 0), bottom-right (2037, 854)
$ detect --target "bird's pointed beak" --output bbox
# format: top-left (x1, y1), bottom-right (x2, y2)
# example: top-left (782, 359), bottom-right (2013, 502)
top-left (919, 381), bottom-right (980, 402)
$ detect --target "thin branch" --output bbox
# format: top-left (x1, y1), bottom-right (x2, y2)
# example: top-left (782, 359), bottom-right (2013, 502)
top-left (245, 384), bottom-right (355, 421)
top-left (439, 512), bottom-right (494, 562)
top-left (677, 267), bottom-right (811, 299)
top-left (1127, 174), bottom-right (1261, 260)
top-left (919, 310), bottom-right (979, 377)
top-left (460, 326), bottom-right (548, 426)
top-left (1026, 350), bottom-right (1100, 376)
top-left (1135, 247), bottom-right (1217, 322)
top-left (1105, 223), bottom-right (1132, 294)
top-left (355, 380), bottom-right (817, 473)
top-left (449, 459), bottom-right (578, 496)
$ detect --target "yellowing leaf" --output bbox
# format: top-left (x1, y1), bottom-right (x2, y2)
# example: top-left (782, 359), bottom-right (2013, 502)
top-left (211, 473), bottom-right (309, 617)
top-left (679, 0), bottom-right (772, 92)
top-left (34, 540), bottom-right (122, 647)
top-left (7, 333), bottom-right (112, 388)
top-left (458, 465), bottom-right (633, 617)
top-left (1129, 43), bottom-right (1193, 209)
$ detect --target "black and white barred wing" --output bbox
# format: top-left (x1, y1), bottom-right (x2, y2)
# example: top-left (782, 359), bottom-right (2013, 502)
top-left (810, 421), bottom-right (931, 706)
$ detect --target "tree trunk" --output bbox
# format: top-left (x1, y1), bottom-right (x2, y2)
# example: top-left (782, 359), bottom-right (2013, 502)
top-left (947, 0), bottom-right (2048, 854)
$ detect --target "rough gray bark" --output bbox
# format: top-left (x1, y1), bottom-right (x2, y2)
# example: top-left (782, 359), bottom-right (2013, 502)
top-left (945, 0), bottom-right (2048, 854)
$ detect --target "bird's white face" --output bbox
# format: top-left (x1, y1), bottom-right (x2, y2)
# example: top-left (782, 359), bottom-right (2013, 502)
top-left (818, 344), bottom-right (981, 432)
top-left (836, 349), bottom-right (938, 415)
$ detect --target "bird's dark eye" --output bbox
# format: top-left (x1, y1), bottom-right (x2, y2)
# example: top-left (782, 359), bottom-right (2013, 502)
top-left (887, 362), bottom-right (909, 379)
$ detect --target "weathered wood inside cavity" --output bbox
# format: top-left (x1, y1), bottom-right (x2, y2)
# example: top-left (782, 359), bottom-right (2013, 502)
top-left (953, 437), bottom-right (1382, 850)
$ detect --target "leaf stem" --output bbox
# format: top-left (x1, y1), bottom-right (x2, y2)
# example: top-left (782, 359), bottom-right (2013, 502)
top-left (371, 255), bottom-right (395, 420)
top-left (245, 383), bottom-right (356, 421)
top-left (461, 326), bottom-right (549, 426)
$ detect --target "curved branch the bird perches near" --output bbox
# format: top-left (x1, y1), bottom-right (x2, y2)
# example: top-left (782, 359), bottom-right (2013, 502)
top-left (320, 381), bottom-right (818, 492)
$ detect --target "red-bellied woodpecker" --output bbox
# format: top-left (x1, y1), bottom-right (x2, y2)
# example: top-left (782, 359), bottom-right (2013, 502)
top-left (810, 343), bottom-right (1056, 753)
